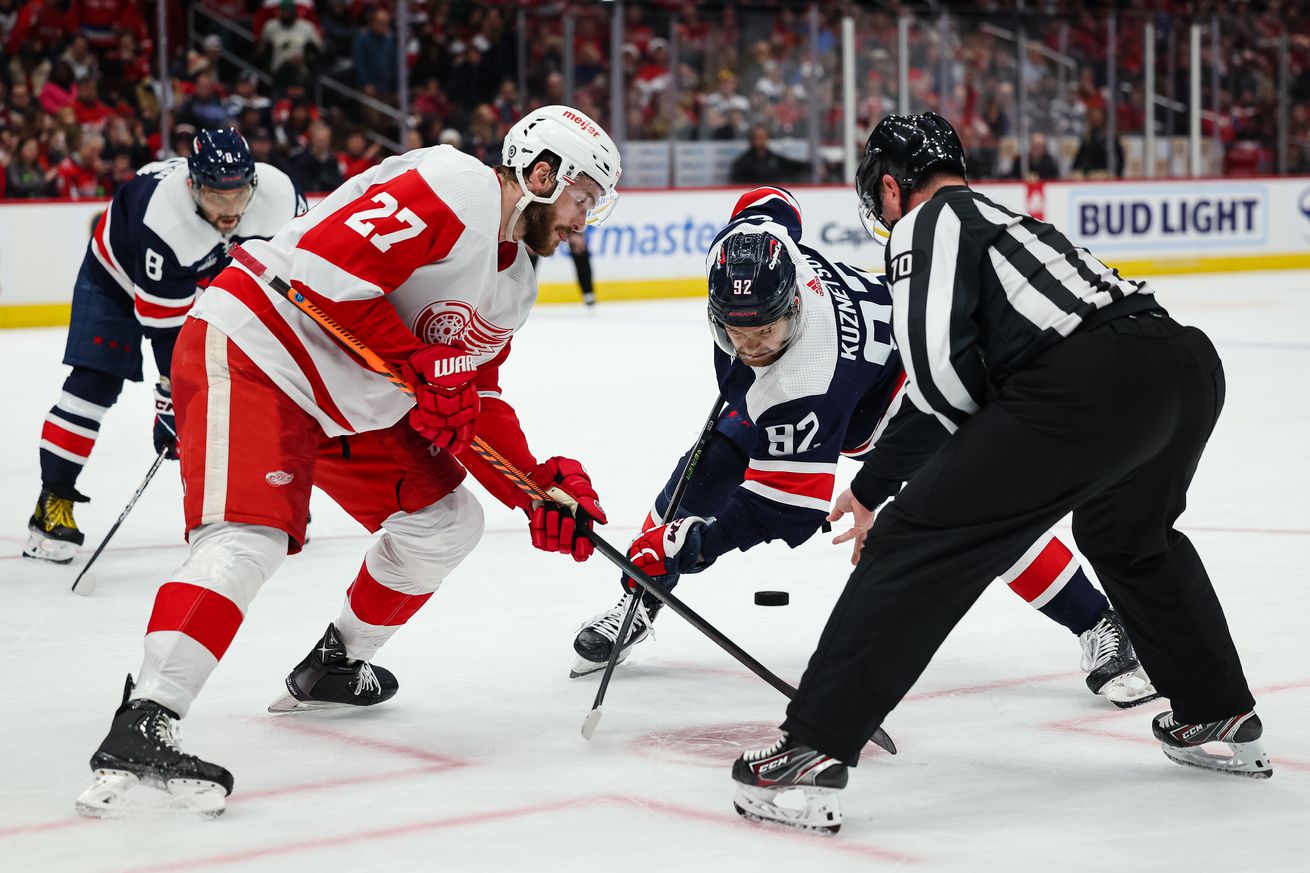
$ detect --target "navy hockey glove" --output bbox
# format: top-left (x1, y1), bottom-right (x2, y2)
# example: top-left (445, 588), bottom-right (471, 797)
top-left (153, 379), bottom-right (179, 460)
top-left (624, 516), bottom-right (715, 591)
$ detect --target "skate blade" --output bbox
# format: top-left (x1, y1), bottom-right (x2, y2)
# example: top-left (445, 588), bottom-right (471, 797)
top-left (1161, 739), bottom-right (1273, 779)
top-left (568, 649), bottom-right (630, 679)
top-left (266, 693), bottom-right (354, 714)
top-left (75, 769), bottom-right (226, 819)
top-left (22, 533), bottom-right (76, 564)
top-left (732, 784), bottom-right (841, 834)
top-left (1103, 670), bottom-right (1161, 709)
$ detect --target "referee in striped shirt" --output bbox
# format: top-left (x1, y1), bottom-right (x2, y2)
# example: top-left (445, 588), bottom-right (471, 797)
top-left (769, 114), bottom-right (1267, 798)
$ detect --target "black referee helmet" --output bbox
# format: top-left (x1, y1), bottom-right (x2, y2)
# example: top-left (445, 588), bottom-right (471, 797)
top-left (856, 112), bottom-right (966, 230)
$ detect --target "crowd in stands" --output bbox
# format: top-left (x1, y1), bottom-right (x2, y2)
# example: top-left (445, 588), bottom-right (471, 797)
top-left (1, 0), bottom-right (1307, 200)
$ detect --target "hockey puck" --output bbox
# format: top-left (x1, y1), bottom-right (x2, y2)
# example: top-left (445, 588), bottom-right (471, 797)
top-left (754, 590), bottom-right (789, 606)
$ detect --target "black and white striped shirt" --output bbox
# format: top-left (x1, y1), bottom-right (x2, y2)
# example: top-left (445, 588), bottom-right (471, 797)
top-left (885, 185), bottom-right (1153, 433)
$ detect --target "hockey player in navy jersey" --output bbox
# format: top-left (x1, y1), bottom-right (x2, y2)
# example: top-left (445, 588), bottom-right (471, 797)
top-left (569, 186), bottom-right (1156, 708)
top-left (24, 129), bottom-right (306, 564)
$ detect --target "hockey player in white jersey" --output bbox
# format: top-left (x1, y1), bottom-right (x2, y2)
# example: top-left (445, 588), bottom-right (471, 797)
top-left (76, 106), bottom-right (621, 819)
top-left (25, 128), bottom-right (305, 564)
top-left (570, 186), bottom-right (1155, 709)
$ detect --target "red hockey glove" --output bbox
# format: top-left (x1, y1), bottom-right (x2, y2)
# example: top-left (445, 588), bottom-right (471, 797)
top-left (624, 516), bottom-right (711, 591)
top-left (400, 342), bottom-right (479, 454)
top-left (528, 456), bottom-right (608, 562)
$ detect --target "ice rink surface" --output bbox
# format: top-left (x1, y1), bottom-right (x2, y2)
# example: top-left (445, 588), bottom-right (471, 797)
top-left (2, 270), bottom-right (1308, 872)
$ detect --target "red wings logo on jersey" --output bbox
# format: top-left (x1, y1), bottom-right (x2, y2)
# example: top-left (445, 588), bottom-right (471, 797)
top-left (415, 300), bottom-right (471, 345)
top-left (413, 300), bottom-right (514, 356)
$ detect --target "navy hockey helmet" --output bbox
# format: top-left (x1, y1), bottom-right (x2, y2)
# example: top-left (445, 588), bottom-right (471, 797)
top-left (856, 112), bottom-right (966, 232)
top-left (188, 128), bottom-right (257, 191)
top-left (707, 230), bottom-right (801, 360)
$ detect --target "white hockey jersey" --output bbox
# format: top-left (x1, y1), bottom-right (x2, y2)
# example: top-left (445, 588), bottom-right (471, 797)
top-left (192, 146), bottom-right (538, 438)
top-left (87, 158), bottom-right (304, 332)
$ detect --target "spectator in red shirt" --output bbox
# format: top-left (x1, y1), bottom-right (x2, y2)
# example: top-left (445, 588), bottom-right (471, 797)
top-left (54, 133), bottom-right (108, 199)
top-left (101, 30), bottom-right (151, 88)
top-left (337, 129), bottom-right (379, 179)
top-left (72, 75), bottom-right (114, 132)
top-left (6, 0), bottom-right (71, 58)
top-left (68, 0), bottom-right (147, 51)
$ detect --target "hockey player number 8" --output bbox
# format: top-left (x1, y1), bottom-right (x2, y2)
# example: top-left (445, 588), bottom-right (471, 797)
top-left (344, 192), bottom-right (429, 253)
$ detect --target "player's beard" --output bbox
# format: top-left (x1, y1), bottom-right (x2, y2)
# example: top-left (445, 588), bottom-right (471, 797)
top-left (521, 200), bottom-right (567, 256)
top-left (211, 213), bottom-right (242, 234)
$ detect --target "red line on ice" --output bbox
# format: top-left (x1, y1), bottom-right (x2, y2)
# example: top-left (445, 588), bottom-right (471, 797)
top-left (122, 794), bottom-right (921, 871)
top-left (242, 715), bottom-right (468, 768)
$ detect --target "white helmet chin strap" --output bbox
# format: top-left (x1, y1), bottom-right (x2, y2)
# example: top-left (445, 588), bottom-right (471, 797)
top-left (505, 164), bottom-right (568, 241)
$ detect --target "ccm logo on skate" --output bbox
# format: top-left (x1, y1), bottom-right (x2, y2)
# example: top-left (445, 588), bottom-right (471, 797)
top-left (758, 756), bottom-right (789, 774)
top-left (265, 471), bottom-right (295, 487)
top-left (429, 357), bottom-right (475, 380)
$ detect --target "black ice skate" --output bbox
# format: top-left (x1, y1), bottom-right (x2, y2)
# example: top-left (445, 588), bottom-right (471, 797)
top-left (76, 675), bottom-right (233, 819)
top-left (732, 733), bottom-right (848, 834)
top-left (1080, 608), bottom-right (1159, 707)
top-left (23, 486), bottom-right (89, 564)
top-left (1152, 710), bottom-right (1272, 778)
top-left (570, 594), bottom-right (663, 678)
top-left (267, 623), bottom-right (398, 713)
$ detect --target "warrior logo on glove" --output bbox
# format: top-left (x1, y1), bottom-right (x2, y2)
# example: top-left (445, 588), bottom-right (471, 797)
top-left (400, 340), bottom-right (480, 454)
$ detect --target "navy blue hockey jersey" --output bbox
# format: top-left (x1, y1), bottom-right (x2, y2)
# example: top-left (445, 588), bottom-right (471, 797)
top-left (85, 158), bottom-right (305, 335)
top-left (679, 187), bottom-right (921, 562)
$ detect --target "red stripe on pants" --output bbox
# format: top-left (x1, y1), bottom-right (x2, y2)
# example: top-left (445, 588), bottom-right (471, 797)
top-left (347, 562), bottom-right (433, 627)
top-left (1008, 538), bottom-right (1074, 602)
top-left (146, 581), bottom-right (245, 660)
top-left (41, 420), bottom-right (96, 457)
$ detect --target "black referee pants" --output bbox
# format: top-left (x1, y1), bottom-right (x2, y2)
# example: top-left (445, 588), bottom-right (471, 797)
top-left (782, 311), bottom-right (1256, 764)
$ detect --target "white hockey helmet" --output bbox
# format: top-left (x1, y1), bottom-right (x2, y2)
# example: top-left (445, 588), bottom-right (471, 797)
top-left (502, 105), bottom-right (621, 238)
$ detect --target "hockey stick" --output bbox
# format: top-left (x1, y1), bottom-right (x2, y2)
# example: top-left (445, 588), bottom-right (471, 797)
top-left (70, 448), bottom-right (168, 595)
top-left (229, 246), bottom-right (897, 755)
top-left (581, 391), bottom-right (724, 740)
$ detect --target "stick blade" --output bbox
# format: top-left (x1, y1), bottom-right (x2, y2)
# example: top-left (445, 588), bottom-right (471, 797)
top-left (871, 726), bottom-right (897, 756)
top-left (71, 570), bottom-right (96, 596)
top-left (580, 706), bottom-right (603, 740)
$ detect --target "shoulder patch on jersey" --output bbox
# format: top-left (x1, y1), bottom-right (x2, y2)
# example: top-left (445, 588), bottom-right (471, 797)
top-left (236, 164), bottom-right (302, 239)
top-left (141, 169), bottom-right (224, 268)
top-left (888, 249), bottom-right (925, 284)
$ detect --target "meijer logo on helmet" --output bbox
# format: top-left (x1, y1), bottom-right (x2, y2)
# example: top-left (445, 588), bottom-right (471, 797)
top-left (562, 110), bottom-right (601, 138)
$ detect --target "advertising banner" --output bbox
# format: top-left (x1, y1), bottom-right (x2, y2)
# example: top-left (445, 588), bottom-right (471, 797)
top-left (2, 179), bottom-right (1307, 327)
